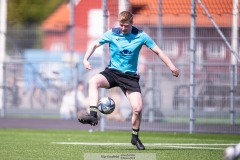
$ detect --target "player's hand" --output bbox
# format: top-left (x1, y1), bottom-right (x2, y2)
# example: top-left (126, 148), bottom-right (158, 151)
top-left (172, 68), bottom-right (179, 77)
top-left (83, 60), bottom-right (92, 70)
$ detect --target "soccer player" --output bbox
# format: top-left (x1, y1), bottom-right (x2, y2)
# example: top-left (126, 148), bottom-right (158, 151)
top-left (78, 11), bottom-right (179, 150)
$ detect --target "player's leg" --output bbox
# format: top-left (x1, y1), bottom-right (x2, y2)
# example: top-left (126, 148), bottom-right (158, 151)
top-left (88, 73), bottom-right (110, 106)
top-left (126, 91), bottom-right (145, 150)
top-left (126, 91), bottom-right (142, 129)
top-left (78, 73), bottom-right (110, 125)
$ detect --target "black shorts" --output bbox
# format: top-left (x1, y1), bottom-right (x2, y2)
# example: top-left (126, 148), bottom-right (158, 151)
top-left (100, 68), bottom-right (141, 94)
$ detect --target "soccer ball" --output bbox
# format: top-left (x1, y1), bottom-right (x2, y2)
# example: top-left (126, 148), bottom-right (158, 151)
top-left (224, 143), bottom-right (240, 160)
top-left (98, 97), bottom-right (115, 114)
top-left (225, 146), bottom-right (235, 160)
top-left (235, 143), bottom-right (240, 159)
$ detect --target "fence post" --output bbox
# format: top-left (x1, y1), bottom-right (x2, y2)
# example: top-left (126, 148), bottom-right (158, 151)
top-left (100, 0), bottom-right (108, 132)
top-left (1, 62), bottom-right (6, 117)
top-left (230, 65), bottom-right (236, 125)
top-left (230, 0), bottom-right (238, 125)
top-left (148, 68), bottom-right (154, 122)
top-left (0, 0), bottom-right (7, 117)
top-left (189, 0), bottom-right (196, 134)
top-left (157, 0), bottom-right (162, 47)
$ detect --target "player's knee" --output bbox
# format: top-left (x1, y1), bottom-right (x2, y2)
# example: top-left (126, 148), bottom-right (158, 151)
top-left (88, 78), bottom-right (98, 88)
top-left (132, 106), bottom-right (142, 115)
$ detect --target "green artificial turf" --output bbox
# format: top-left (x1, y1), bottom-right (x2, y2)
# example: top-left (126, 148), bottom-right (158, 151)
top-left (0, 129), bottom-right (239, 160)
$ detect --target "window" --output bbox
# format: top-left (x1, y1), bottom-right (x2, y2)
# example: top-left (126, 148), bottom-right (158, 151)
top-left (183, 41), bottom-right (203, 64)
top-left (161, 40), bottom-right (178, 58)
top-left (50, 42), bottom-right (66, 52)
top-left (88, 9), bottom-right (103, 38)
top-left (206, 42), bottom-right (226, 60)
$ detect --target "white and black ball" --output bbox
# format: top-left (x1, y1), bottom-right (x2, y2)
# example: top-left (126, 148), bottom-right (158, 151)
top-left (98, 97), bottom-right (115, 114)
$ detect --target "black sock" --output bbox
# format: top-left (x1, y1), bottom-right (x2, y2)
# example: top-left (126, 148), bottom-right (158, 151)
top-left (131, 128), bottom-right (139, 143)
top-left (90, 106), bottom-right (98, 118)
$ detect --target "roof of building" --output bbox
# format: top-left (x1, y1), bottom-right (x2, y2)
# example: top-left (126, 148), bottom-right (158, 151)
top-left (42, 2), bottom-right (69, 31)
top-left (131, 0), bottom-right (234, 15)
top-left (131, 0), bottom-right (239, 26)
top-left (42, 0), bottom-right (240, 31)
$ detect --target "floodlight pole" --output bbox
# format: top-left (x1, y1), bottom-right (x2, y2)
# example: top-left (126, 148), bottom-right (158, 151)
top-left (69, 0), bottom-right (75, 78)
top-left (70, 0), bottom-right (74, 56)
top-left (230, 0), bottom-right (238, 125)
top-left (70, 0), bottom-right (78, 119)
top-left (100, 0), bottom-right (108, 132)
top-left (189, 0), bottom-right (196, 134)
top-left (118, 0), bottom-right (130, 12)
top-left (0, 0), bottom-right (7, 117)
top-left (157, 0), bottom-right (162, 47)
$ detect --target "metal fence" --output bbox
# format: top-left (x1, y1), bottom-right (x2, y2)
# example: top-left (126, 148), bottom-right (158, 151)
top-left (1, 0), bottom-right (240, 134)
top-left (1, 59), bottom-right (240, 134)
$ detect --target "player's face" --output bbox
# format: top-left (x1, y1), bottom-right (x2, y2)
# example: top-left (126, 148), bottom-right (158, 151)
top-left (119, 20), bottom-right (132, 34)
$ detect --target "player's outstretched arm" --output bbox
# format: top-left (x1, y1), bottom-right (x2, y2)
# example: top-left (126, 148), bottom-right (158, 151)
top-left (83, 42), bottom-right (102, 70)
top-left (151, 45), bottom-right (179, 77)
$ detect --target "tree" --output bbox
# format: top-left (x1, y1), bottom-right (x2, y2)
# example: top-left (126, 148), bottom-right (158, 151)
top-left (6, 0), bottom-right (66, 55)
top-left (8, 0), bottom-right (65, 25)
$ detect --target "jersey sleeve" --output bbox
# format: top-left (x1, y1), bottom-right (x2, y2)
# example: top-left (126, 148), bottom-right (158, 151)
top-left (142, 32), bottom-right (156, 49)
top-left (98, 30), bottom-right (112, 45)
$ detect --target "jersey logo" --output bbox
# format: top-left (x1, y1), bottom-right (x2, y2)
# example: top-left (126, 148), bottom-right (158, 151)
top-left (120, 49), bottom-right (132, 55)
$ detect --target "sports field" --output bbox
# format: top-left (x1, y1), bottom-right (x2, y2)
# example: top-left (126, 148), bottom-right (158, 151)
top-left (0, 128), bottom-right (239, 160)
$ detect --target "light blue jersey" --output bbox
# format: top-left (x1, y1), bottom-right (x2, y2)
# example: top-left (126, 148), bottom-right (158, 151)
top-left (98, 26), bottom-right (156, 74)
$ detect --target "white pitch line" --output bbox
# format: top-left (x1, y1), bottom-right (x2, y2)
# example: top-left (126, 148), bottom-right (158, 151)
top-left (152, 145), bottom-right (223, 150)
top-left (51, 142), bottom-right (233, 150)
top-left (52, 142), bottom-right (131, 146)
top-left (145, 143), bottom-right (235, 146)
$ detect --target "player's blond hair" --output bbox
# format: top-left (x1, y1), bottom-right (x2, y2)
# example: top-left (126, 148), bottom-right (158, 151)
top-left (118, 11), bottom-right (133, 24)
